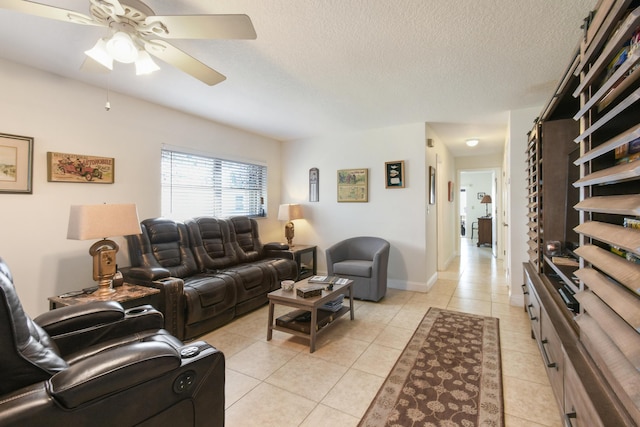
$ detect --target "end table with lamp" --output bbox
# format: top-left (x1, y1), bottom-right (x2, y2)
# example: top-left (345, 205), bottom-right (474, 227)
top-left (49, 281), bottom-right (160, 310)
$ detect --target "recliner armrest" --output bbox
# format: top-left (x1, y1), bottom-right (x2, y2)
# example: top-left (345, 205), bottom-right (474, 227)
top-left (263, 242), bottom-right (294, 260)
top-left (264, 242), bottom-right (289, 250)
top-left (48, 341), bottom-right (181, 409)
top-left (34, 301), bottom-right (124, 336)
top-left (124, 266), bottom-right (171, 281)
top-left (37, 304), bottom-right (165, 357)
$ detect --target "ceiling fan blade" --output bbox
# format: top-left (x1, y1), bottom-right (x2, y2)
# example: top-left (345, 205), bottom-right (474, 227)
top-left (97, 0), bottom-right (125, 16)
top-left (0, 0), bottom-right (98, 25)
top-left (144, 14), bottom-right (256, 39)
top-left (145, 40), bottom-right (226, 86)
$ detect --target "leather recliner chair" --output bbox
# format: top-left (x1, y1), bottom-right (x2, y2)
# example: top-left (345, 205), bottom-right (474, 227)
top-left (0, 257), bottom-right (225, 427)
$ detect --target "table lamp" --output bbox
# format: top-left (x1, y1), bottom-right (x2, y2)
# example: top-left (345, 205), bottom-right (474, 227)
top-left (67, 203), bottom-right (141, 296)
top-left (277, 204), bottom-right (303, 247)
top-left (481, 194), bottom-right (492, 217)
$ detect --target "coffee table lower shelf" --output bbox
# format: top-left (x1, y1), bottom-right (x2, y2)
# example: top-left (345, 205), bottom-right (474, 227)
top-left (275, 305), bottom-right (350, 335)
top-left (266, 279), bottom-right (354, 353)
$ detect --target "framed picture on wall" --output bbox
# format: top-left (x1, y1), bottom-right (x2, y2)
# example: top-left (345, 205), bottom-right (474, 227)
top-left (337, 168), bottom-right (368, 202)
top-left (429, 166), bottom-right (436, 204)
top-left (477, 192), bottom-right (485, 200)
top-left (47, 152), bottom-right (114, 183)
top-left (385, 160), bottom-right (405, 188)
top-left (0, 133), bottom-right (34, 194)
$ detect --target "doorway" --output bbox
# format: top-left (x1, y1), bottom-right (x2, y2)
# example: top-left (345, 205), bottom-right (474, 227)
top-left (458, 169), bottom-right (500, 259)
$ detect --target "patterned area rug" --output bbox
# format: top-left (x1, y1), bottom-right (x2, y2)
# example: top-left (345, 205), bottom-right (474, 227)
top-left (359, 307), bottom-right (503, 427)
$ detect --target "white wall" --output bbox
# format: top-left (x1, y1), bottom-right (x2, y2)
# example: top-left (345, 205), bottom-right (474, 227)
top-left (0, 59), bottom-right (285, 316)
top-left (281, 123), bottom-right (451, 292)
top-left (424, 126), bottom-right (457, 271)
top-left (505, 106), bottom-right (541, 305)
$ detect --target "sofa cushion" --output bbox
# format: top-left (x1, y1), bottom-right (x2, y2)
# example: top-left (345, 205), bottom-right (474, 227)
top-left (332, 260), bottom-right (373, 278)
top-left (186, 217), bottom-right (239, 270)
top-left (183, 274), bottom-right (237, 324)
top-left (139, 219), bottom-right (198, 278)
top-left (228, 217), bottom-right (262, 262)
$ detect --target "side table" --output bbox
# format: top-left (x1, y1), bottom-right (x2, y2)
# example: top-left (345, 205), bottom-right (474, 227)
top-left (49, 283), bottom-right (160, 310)
top-left (289, 244), bottom-right (317, 280)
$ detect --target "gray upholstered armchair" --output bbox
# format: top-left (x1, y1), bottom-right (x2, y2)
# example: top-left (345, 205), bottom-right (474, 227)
top-left (325, 236), bottom-right (390, 301)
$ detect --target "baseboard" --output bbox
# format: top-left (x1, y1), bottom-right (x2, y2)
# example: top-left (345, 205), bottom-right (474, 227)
top-left (387, 273), bottom-right (437, 294)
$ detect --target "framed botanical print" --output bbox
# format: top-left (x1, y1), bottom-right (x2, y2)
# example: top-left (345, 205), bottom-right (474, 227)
top-left (0, 133), bottom-right (34, 194)
top-left (337, 168), bottom-right (368, 202)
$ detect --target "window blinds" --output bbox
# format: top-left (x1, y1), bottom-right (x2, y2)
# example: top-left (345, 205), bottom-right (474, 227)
top-left (161, 149), bottom-right (267, 220)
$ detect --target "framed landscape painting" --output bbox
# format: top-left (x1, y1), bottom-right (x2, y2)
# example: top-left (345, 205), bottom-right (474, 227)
top-left (0, 133), bottom-right (33, 194)
top-left (337, 168), bottom-right (368, 202)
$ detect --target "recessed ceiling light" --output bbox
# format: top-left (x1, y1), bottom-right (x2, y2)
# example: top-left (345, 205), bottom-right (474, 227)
top-left (466, 139), bottom-right (479, 147)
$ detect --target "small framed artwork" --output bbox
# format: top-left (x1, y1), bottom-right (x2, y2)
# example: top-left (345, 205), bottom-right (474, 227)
top-left (337, 168), bottom-right (368, 202)
top-left (47, 152), bottom-right (115, 183)
top-left (477, 192), bottom-right (485, 200)
top-left (429, 166), bottom-right (436, 204)
top-left (385, 160), bottom-right (405, 188)
top-left (0, 133), bottom-right (34, 194)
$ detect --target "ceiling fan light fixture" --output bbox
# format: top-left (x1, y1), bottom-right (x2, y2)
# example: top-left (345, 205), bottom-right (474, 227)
top-left (84, 38), bottom-right (113, 70)
top-left (106, 31), bottom-right (138, 64)
top-left (466, 139), bottom-right (479, 147)
top-left (135, 50), bottom-right (160, 75)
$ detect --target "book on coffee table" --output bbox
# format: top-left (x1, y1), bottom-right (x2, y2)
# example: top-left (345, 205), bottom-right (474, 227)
top-left (308, 275), bottom-right (350, 285)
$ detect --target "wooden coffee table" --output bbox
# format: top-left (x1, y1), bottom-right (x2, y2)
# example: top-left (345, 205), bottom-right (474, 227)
top-left (267, 278), bottom-right (354, 352)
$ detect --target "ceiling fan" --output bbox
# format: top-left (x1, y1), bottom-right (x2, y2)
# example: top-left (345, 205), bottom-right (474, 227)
top-left (0, 0), bottom-right (257, 85)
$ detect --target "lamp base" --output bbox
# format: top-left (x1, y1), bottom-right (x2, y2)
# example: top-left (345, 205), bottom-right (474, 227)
top-left (95, 278), bottom-right (116, 297)
top-left (284, 221), bottom-right (295, 247)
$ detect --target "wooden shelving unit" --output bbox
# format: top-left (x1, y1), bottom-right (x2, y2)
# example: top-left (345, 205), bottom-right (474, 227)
top-left (524, 1), bottom-right (640, 424)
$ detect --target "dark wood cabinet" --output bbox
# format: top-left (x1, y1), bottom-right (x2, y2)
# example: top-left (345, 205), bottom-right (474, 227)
top-left (477, 217), bottom-right (492, 247)
top-left (524, 1), bottom-right (640, 424)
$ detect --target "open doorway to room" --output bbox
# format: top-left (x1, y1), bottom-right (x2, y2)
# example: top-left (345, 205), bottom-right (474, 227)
top-left (458, 169), bottom-right (500, 259)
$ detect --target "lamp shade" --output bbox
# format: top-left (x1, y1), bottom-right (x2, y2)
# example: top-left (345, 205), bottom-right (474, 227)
top-left (67, 204), bottom-right (141, 240)
top-left (480, 195), bottom-right (492, 204)
top-left (277, 204), bottom-right (303, 221)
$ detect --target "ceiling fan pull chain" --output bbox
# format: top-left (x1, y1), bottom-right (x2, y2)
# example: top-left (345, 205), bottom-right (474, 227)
top-left (105, 75), bottom-right (111, 111)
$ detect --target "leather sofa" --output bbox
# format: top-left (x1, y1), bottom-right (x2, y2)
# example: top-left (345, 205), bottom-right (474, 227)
top-left (0, 257), bottom-right (225, 427)
top-left (124, 216), bottom-right (298, 340)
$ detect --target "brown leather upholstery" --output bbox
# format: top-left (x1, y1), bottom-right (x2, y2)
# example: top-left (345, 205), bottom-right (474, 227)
top-left (0, 257), bottom-right (225, 427)
top-left (126, 216), bottom-right (297, 340)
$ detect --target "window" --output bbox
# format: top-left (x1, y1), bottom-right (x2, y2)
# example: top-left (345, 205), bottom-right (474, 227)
top-left (161, 148), bottom-right (267, 220)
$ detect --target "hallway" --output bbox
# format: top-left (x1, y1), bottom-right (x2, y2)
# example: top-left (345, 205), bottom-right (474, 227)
top-left (201, 238), bottom-right (561, 426)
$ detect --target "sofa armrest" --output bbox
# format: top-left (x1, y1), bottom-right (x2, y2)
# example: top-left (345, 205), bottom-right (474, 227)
top-left (49, 341), bottom-right (181, 409)
top-left (264, 242), bottom-right (289, 250)
top-left (34, 301), bottom-right (124, 336)
top-left (121, 265), bottom-right (185, 339)
top-left (124, 266), bottom-right (171, 281)
top-left (263, 242), bottom-right (294, 260)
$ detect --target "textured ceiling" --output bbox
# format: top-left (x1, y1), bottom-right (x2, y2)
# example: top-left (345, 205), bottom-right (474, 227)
top-left (0, 0), bottom-right (597, 156)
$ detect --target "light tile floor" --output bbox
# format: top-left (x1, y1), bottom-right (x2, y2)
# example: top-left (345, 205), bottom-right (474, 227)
top-left (199, 239), bottom-right (562, 427)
